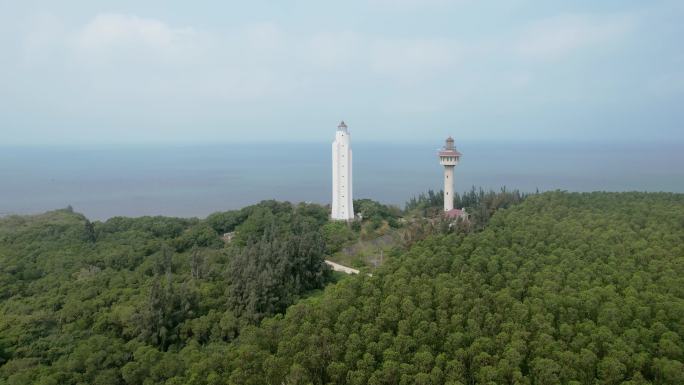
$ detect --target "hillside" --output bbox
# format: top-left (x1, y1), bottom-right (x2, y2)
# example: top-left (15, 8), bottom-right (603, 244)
top-left (0, 201), bottom-right (334, 385)
top-left (227, 192), bottom-right (684, 384)
top-left (0, 192), bottom-right (682, 384)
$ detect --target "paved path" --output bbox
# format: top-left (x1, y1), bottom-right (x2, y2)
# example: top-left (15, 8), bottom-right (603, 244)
top-left (325, 260), bottom-right (360, 275)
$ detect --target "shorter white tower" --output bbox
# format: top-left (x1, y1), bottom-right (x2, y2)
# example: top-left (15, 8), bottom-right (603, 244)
top-left (438, 137), bottom-right (462, 212)
top-left (331, 121), bottom-right (354, 220)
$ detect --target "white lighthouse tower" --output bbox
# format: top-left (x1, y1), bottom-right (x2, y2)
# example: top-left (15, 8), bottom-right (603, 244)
top-left (331, 121), bottom-right (354, 220)
top-left (438, 136), bottom-right (462, 212)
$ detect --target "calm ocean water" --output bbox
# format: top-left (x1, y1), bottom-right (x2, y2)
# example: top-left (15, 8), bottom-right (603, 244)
top-left (1, 141), bottom-right (682, 220)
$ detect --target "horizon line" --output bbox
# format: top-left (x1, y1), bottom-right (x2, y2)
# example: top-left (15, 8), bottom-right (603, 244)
top-left (2, 138), bottom-right (683, 148)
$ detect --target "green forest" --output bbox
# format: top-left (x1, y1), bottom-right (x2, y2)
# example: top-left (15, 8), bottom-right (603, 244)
top-left (0, 191), bottom-right (682, 384)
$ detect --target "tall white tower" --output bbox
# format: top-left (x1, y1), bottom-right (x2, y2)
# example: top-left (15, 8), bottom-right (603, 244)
top-left (331, 121), bottom-right (354, 220)
top-left (438, 137), bottom-right (462, 212)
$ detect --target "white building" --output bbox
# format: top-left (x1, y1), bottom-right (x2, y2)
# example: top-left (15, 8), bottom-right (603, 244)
top-left (331, 121), bottom-right (354, 220)
top-left (438, 136), bottom-right (462, 212)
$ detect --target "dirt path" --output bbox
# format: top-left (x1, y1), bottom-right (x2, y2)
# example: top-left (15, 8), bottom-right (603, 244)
top-left (325, 260), bottom-right (360, 275)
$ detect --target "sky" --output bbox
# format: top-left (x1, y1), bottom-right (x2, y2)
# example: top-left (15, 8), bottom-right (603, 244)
top-left (1, 0), bottom-right (682, 144)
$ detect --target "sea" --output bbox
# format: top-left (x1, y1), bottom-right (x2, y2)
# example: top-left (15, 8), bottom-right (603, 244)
top-left (1, 141), bottom-right (682, 221)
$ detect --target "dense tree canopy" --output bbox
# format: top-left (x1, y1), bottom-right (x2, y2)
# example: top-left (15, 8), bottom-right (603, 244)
top-left (231, 192), bottom-right (684, 384)
top-left (406, 187), bottom-right (528, 230)
top-left (0, 201), bottom-right (331, 385)
top-left (0, 192), bottom-right (682, 384)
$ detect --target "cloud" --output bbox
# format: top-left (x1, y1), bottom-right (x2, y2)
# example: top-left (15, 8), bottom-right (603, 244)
top-left (305, 31), bottom-right (460, 83)
top-left (3, 1), bottom-right (682, 145)
top-left (370, 38), bottom-right (458, 82)
top-left (240, 22), bottom-right (283, 52)
top-left (74, 13), bottom-right (197, 51)
top-left (369, 0), bottom-right (470, 10)
top-left (16, 13), bottom-right (292, 111)
top-left (21, 13), bottom-right (67, 62)
top-left (19, 12), bottom-right (466, 102)
top-left (515, 14), bottom-right (635, 60)
top-left (307, 31), bottom-right (362, 70)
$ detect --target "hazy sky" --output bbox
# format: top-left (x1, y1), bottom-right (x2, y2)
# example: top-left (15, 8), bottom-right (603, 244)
top-left (1, 0), bottom-right (682, 144)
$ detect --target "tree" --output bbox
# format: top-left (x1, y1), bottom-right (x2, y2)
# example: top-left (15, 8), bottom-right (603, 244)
top-left (3, 192), bottom-right (684, 385)
top-left (190, 246), bottom-right (204, 280)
